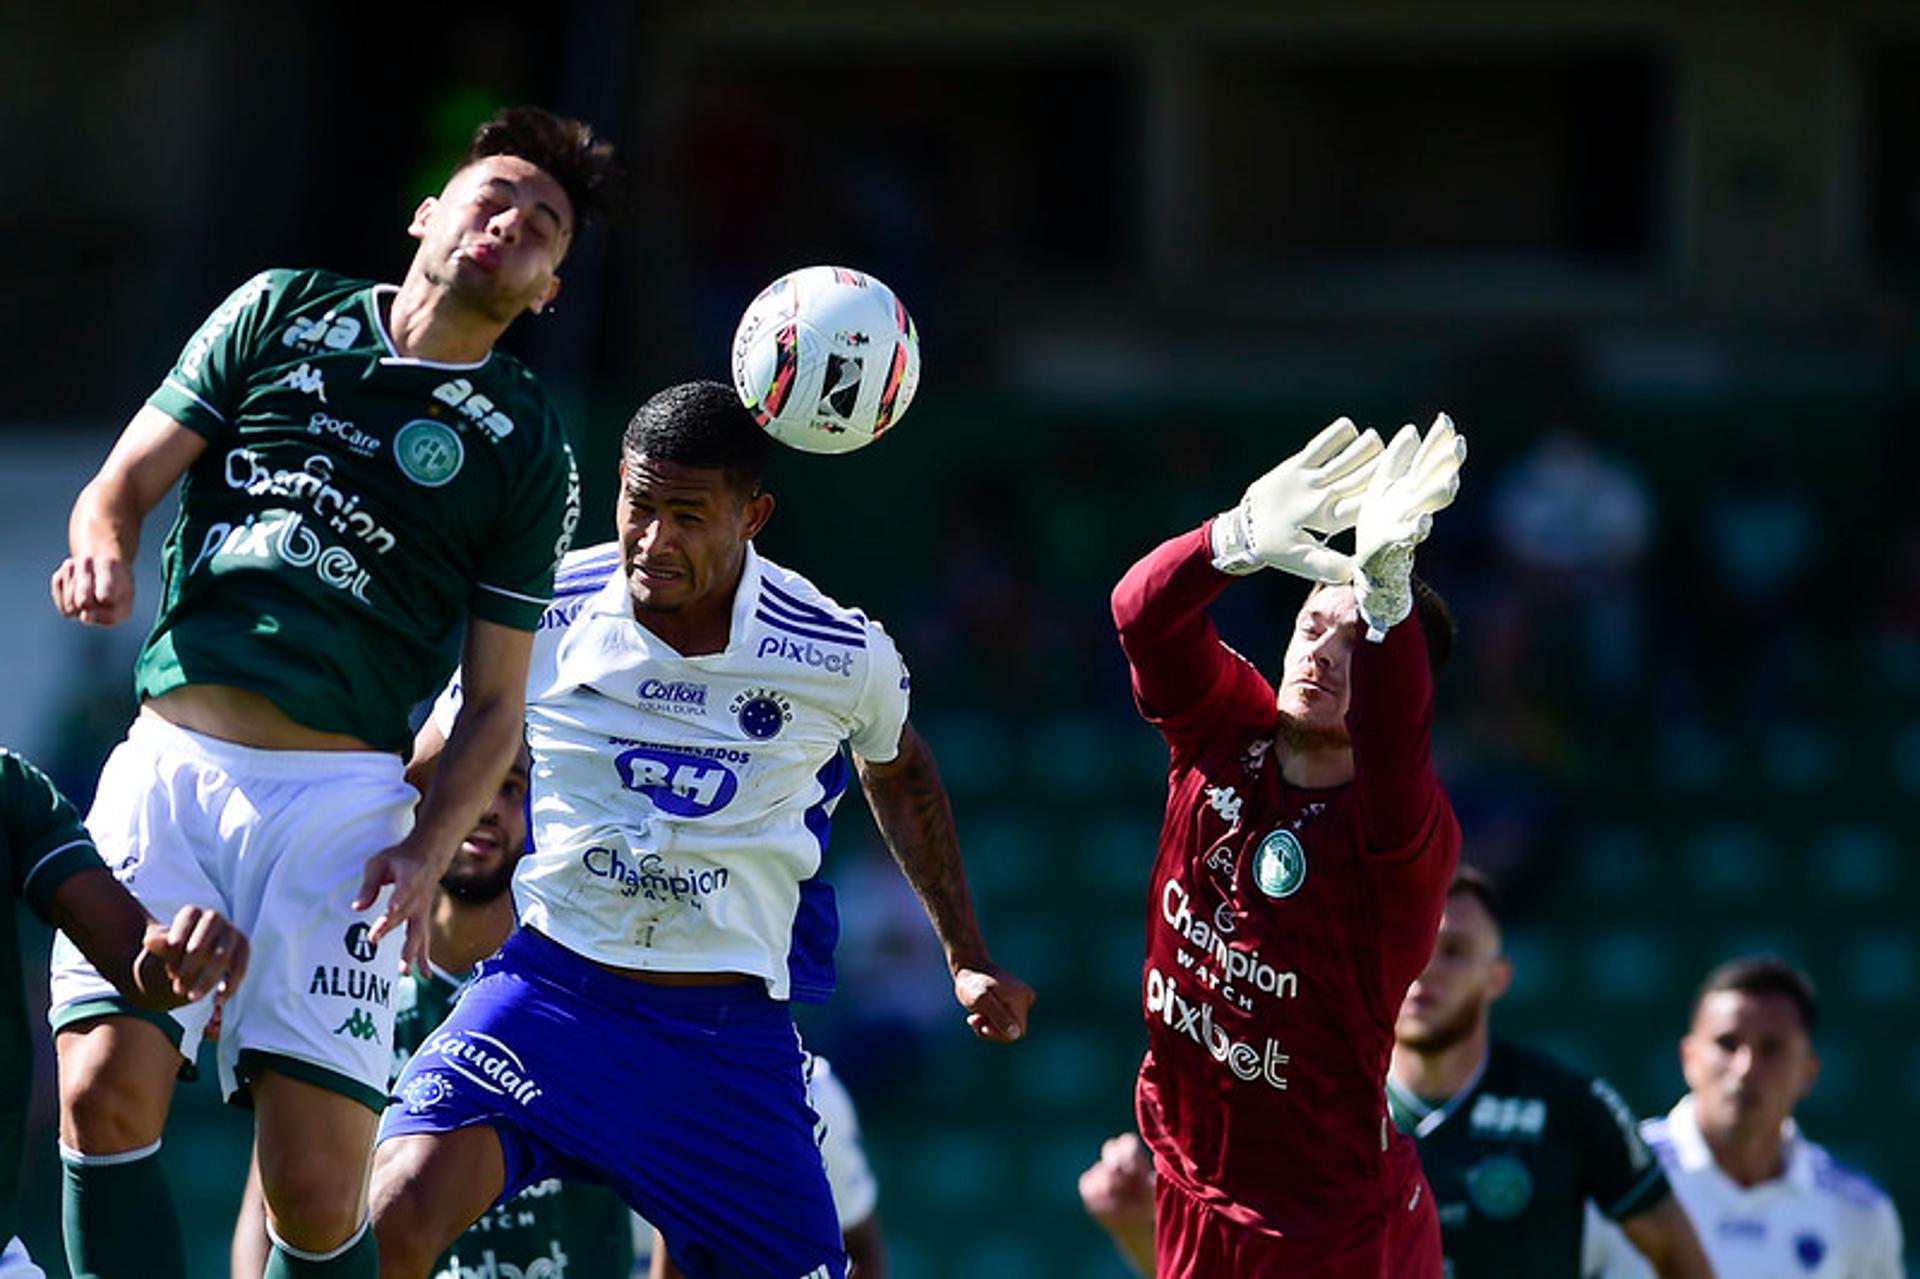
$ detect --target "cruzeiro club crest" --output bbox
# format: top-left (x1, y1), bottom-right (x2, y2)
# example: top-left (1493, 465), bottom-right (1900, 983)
top-left (394, 419), bottom-right (465, 487)
top-left (1254, 828), bottom-right (1308, 899)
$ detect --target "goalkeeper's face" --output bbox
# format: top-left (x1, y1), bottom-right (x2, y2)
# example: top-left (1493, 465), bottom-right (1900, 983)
top-left (1275, 585), bottom-right (1360, 734)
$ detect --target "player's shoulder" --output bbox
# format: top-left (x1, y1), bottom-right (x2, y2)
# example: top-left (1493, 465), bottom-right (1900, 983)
top-left (538, 542), bottom-right (620, 632)
top-left (249, 266), bottom-right (368, 310)
top-left (1802, 1140), bottom-right (1898, 1218)
top-left (468, 343), bottom-right (565, 433)
top-left (752, 554), bottom-right (886, 647)
top-left (1637, 1113), bottom-right (1682, 1169)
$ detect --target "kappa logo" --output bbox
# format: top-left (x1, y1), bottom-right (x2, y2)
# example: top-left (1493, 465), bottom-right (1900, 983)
top-left (282, 362), bottom-right (327, 401)
top-left (1205, 786), bottom-right (1243, 826)
top-left (343, 922), bottom-right (376, 963)
top-left (332, 1008), bottom-right (380, 1042)
top-left (394, 419), bottom-right (465, 487)
top-left (1254, 829), bottom-right (1307, 898)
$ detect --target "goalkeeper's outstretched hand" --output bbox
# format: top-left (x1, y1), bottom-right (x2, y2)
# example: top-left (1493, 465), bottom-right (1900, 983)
top-left (1353, 413), bottom-right (1467, 640)
top-left (1211, 417), bottom-right (1384, 582)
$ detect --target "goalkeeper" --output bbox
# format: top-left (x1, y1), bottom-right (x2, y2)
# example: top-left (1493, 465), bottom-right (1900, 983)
top-left (1110, 416), bottom-right (1467, 1277)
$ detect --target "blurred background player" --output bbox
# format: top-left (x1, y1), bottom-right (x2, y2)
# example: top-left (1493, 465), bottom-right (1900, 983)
top-left (45, 105), bottom-right (621, 1279)
top-left (232, 741), bottom-right (634, 1279)
top-left (1586, 957), bottom-right (1905, 1278)
top-left (639, 1053), bottom-right (887, 1278)
top-left (373, 383), bottom-right (1033, 1279)
top-left (1388, 867), bottom-right (1710, 1277)
top-left (3, 745), bottom-right (247, 1277)
top-left (1110, 415), bottom-right (1466, 1276)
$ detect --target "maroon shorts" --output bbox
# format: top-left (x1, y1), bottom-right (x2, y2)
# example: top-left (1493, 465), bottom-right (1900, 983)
top-left (1153, 1167), bottom-right (1441, 1278)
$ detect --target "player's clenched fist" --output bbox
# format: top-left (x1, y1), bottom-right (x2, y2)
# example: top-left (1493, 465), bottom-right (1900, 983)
top-left (136, 903), bottom-right (250, 1006)
top-left (50, 553), bottom-right (135, 625)
top-left (954, 962), bottom-right (1035, 1043)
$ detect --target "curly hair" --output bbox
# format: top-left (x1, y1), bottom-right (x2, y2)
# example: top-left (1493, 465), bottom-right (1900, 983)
top-left (462, 105), bottom-right (626, 236)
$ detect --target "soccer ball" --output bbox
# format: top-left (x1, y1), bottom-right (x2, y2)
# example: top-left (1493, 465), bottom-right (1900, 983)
top-left (730, 265), bottom-right (921, 455)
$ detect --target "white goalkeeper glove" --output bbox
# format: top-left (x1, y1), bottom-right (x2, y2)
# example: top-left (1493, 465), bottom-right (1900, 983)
top-left (1352, 413), bottom-right (1467, 641)
top-left (1210, 418), bottom-right (1383, 582)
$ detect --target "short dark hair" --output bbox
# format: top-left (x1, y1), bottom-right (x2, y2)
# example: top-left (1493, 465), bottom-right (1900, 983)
top-left (1410, 574), bottom-right (1455, 676)
top-left (622, 381), bottom-right (772, 496)
top-left (1692, 955), bottom-right (1818, 1036)
top-left (462, 106), bottom-right (625, 237)
top-left (1446, 865), bottom-right (1503, 930)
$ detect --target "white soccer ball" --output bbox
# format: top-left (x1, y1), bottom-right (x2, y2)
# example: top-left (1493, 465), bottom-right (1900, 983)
top-left (729, 265), bottom-right (921, 455)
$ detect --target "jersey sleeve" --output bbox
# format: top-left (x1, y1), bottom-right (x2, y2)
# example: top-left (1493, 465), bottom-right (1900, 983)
top-left (430, 671), bottom-right (465, 737)
top-left (1111, 522), bottom-right (1275, 753)
top-left (1854, 1185), bottom-right (1904, 1279)
top-left (809, 1058), bottom-right (880, 1228)
top-left (1578, 1075), bottom-right (1673, 1222)
top-left (3, 749), bottom-right (107, 922)
top-left (469, 425), bottom-right (581, 631)
top-left (146, 269), bottom-right (285, 439)
top-left (847, 619), bottom-right (910, 764)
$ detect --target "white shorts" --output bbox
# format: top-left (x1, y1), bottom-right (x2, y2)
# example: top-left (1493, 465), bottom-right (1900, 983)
top-left (49, 713), bottom-right (415, 1110)
top-left (0, 1237), bottom-right (47, 1279)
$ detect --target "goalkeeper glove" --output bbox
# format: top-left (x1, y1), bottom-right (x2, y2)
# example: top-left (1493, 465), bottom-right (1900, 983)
top-left (1210, 417), bottom-right (1383, 582)
top-left (1353, 414), bottom-right (1467, 640)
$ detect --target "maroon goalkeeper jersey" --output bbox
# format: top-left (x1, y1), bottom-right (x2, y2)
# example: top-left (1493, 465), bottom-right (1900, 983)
top-left (1112, 524), bottom-right (1460, 1264)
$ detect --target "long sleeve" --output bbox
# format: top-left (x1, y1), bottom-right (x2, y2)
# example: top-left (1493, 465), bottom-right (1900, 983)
top-left (1346, 613), bottom-right (1452, 858)
top-left (1111, 522), bottom-right (1243, 732)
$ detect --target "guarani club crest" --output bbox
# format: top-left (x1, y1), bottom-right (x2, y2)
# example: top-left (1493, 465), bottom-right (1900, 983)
top-left (1254, 828), bottom-right (1307, 898)
top-left (393, 419), bottom-right (466, 487)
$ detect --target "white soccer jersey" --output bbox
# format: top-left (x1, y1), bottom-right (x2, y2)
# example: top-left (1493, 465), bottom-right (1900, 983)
top-left (437, 541), bottom-right (909, 999)
top-left (1585, 1097), bottom-right (1904, 1279)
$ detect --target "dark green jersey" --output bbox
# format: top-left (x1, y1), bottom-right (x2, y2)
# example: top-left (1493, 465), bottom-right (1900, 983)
top-left (140, 268), bottom-right (581, 752)
top-left (2, 747), bottom-right (107, 1242)
top-left (1389, 1039), bottom-right (1670, 1279)
top-left (392, 964), bottom-right (634, 1278)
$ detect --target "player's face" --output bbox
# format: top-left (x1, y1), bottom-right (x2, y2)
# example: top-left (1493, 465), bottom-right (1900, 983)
top-left (617, 452), bottom-right (773, 618)
top-left (1275, 586), bottom-right (1360, 733)
top-left (408, 155), bottom-right (572, 323)
top-left (1682, 990), bottom-right (1819, 1146)
top-left (1395, 890), bottom-right (1511, 1053)
top-left (441, 748), bottom-right (531, 904)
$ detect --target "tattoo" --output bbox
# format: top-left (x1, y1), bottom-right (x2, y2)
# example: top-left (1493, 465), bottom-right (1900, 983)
top-left (857, 725), bottom-right (987, 966)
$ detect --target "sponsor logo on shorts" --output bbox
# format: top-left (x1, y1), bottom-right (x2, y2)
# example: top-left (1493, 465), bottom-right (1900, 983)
top-left (731, 688), bottom-right (793, 740)
top-left (343, 922), bottom-right (377, 963)
top-left (310, 965), bottom-right (393, 1007)
top-left (399, 1071), bottom-right (451, 1114)
top-left (582, 846), bottom-right (730, 909)
top-left (332, 1007), bottom-right (381, 1042)
top-left (755, 634), bottom-right (857, 677)
top-left (614, 745), bottom-right (739, 817)
top-left (418, 1028), bottom-right (543, 1106)
top-left (1144, 966), bottom-right (1290, 1091)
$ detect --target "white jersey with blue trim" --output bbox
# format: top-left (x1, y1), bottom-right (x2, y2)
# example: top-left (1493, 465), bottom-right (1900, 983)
top-left (435, 540), bottom-right (909, 1000)
top-left (1583, 1097), bottom-right (1903, 1279)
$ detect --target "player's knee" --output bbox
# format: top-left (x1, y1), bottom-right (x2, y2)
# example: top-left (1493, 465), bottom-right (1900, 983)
top-left (259, 1147), bottom-right (369, 1252)
top-left (55, 1029), bottom-right (172, 1151)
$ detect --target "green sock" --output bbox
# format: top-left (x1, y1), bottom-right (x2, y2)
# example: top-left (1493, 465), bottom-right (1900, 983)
top-left (263, 1222), bottom-right (378, 1278)
top-left (61, 1142), bottom-right (186, 1279)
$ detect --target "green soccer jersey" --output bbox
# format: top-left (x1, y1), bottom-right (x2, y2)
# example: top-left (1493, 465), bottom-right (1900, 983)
top-left (1389, 1039), bottom-right (1671, 1279)
top-left (140, 268), bottom-right (581, 752)
top-left (2, 747), bottom-right (108, 1243)
top-left (391, 965), bottom-right (634, 1278)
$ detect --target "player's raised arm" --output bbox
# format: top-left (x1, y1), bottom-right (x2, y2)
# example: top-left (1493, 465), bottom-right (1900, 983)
top-left (855, 722), bottom-right (1034, 1043)
top-left (357, 617), bottom-right (533, 973)
top-left (51, 405), bottom-right (207, 626)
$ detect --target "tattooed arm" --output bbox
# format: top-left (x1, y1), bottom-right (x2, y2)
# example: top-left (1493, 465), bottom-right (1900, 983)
top-left (855, 721), bottom-right (1035, 1043)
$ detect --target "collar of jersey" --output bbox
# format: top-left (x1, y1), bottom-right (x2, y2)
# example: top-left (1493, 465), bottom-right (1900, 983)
top-left (576, 544), bottom-right (763, 654)
top-left (365, 284), bottom-right (496, 371)
top-left (1384, 1047), bottom-right (1491, 1140)
top-left (1668, 1095), bottom-right (1813, 1191)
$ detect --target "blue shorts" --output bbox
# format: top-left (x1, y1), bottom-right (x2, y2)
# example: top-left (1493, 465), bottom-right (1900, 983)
top-left (380, 928), bottom-right (844, 1279)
